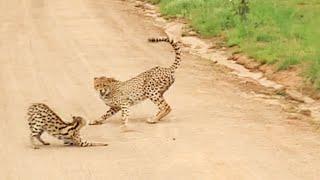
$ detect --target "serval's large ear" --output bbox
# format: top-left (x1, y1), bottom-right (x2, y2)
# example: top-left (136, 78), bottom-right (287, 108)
top-left (71, 116), bottom-right (83, 123)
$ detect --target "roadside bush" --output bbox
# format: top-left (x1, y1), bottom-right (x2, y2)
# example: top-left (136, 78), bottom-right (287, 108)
top-left (154, 0), bottom-right (320, 89)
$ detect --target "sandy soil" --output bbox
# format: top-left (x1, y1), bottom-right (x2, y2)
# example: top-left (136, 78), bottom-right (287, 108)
top-left (1, 0), bottom-right (320, 179)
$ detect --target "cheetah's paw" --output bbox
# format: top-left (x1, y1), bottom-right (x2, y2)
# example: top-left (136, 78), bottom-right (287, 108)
top-left (120, 125), bottom-right (134, 132)
top-left (32, 145), bottom-right (40, 149)
top-left (89, 120), bottom-right (104, 125)
top-left (147, 117), bottom-right (158, 124)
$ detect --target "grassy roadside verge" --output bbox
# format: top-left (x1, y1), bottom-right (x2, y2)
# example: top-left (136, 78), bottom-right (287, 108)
top-left (148, 0), bottom-right (320, 89)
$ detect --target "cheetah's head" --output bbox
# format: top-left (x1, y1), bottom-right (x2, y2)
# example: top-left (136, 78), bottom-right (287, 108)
top-left (72, 116), bottom-right (86, 128)
top-left (93, 76), bottom-right (118, 95)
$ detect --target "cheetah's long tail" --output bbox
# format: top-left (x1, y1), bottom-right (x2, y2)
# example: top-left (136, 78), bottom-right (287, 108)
top-left (148, 37), bottom-right (182, 73)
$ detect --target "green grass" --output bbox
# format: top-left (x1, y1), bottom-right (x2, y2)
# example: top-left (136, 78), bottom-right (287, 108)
top-left (152, 0), bottom-right (320, 89)
top-left (147, 0), bottom-right (161, 4)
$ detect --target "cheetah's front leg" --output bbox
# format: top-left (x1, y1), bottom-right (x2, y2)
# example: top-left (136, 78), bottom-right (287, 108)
top-left (89, 107), bottom-right (120, 125)
top-left (120, 103), bottom-right (131, 132)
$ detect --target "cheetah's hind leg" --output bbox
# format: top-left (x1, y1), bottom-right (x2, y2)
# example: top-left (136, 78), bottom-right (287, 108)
top-left (147, 96), bottom-right (172, 124)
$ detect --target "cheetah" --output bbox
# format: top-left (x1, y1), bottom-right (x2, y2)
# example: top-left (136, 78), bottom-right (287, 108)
top-left (90, 37), bottom-right (182, 131)
top-left (27, 103), bottom-right (108, 149)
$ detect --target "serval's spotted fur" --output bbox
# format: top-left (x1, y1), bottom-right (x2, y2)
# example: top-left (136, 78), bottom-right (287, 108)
top-left (27, 103), bottom-right (108, 149)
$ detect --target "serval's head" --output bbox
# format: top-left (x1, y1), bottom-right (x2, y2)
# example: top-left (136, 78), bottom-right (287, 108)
top-left (93, 76), bottom-right (118, 95)
top-left (71, 116), bottom-right (86, 129)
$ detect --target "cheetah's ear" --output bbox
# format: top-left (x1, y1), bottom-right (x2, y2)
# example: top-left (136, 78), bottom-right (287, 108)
top-left (109, 77), bottom-right (117, 82)
top-left (94, 77), bottom-right (98, 80)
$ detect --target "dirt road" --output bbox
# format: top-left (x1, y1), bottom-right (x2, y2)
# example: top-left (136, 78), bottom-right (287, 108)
top-left (1, 0), bottom-right (320, 179)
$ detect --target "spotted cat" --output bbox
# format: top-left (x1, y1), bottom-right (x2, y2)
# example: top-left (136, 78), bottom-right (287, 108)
top-left (27, 103), bottom-right (108, 149)
top-left (90, 37), bottom-right (182, 130)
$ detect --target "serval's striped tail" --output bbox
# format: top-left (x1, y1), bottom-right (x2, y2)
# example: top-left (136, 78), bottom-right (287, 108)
top-left (148, 37), bottom-right (182, 73)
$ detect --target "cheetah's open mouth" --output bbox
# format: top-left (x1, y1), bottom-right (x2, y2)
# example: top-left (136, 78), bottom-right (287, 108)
top-left (99, 89), bottom-right (110, 96)
top-left (99, 89), bottom-right (105, 96)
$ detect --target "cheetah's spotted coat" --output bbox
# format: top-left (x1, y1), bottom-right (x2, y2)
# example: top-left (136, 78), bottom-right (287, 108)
top-left (90, 37), bottom-right (182, 131)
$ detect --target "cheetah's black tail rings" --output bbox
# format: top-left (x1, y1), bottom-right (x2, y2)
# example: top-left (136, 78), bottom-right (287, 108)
top-left (148, 37), bottom-right (182, 73)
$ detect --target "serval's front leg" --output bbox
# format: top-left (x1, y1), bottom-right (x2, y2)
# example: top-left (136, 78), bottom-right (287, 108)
top-left (72, 135), bottom-right (108, 147)
top-left (89, 107), bottom-right (120, 125)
